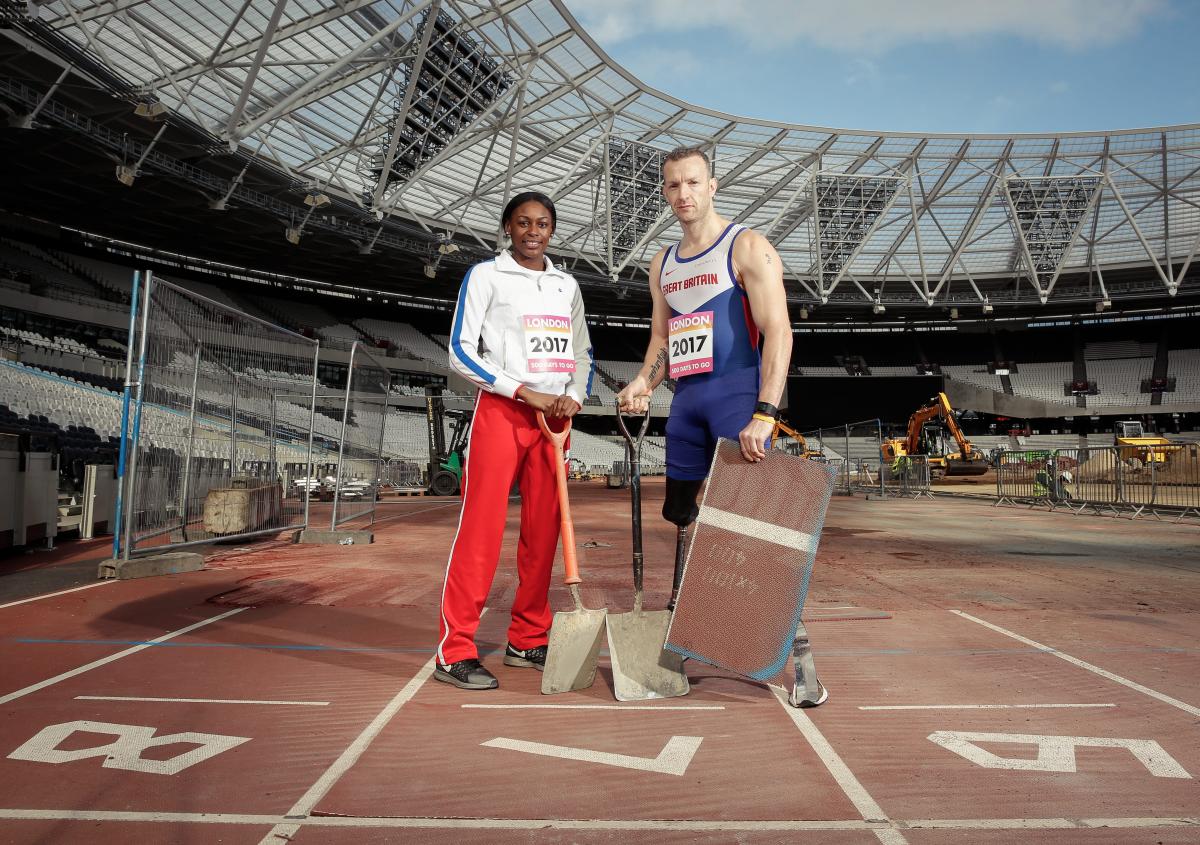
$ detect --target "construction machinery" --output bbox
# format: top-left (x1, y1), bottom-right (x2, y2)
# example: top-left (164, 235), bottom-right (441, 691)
top-left (880, 392), bottom-right (989, 478)
top-left (424, 386), bottom-right (472, 496)
top-left (1113, 420), bottom-right (1171, 466)
top-left (774, 419), bottom-right (824, 460)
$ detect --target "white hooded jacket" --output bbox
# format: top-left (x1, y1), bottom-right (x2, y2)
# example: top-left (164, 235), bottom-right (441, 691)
top-left (448, 250), bottom-right (593, 405)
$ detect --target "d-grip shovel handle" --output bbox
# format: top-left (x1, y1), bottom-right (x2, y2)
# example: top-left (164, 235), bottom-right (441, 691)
top-left (615, 401), bottom-right (650, 600)
top-left (536, 412), bottom-right (580, 586)
top-left (614, 399), bottom-right (650, 450)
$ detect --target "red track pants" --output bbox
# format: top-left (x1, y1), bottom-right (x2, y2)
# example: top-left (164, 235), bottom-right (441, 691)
top-left (437, 390), bottom-right (565, 665)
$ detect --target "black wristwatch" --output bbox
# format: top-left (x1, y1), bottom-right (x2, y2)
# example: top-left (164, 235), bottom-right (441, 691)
top-left (754, 401), bottom-right (780, 420)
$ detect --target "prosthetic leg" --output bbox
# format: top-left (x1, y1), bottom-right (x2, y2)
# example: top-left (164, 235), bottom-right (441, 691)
top-left (788, 620), bottom-right (828, 707)
top-left (662, 477), bottom-right (702, 611)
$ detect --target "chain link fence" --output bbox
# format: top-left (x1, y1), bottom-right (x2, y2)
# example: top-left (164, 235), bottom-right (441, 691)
top-left (114, 272), bottom-right (319, 558)
top-left (798, 419), bottom-right (885, 497)
top-left (330, 342), bottom-right (391, 529)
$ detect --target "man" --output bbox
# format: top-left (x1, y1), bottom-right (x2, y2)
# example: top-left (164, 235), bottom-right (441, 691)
top-left (616, 146), bottom-right (792, 611)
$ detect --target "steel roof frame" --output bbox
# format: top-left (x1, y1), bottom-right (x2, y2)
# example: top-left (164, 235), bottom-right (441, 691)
top-left (13, 0), bottom-right (1200, 311)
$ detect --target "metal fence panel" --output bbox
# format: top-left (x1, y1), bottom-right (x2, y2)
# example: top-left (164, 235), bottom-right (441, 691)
top-left (845, 419), bottom-right (884, 496)
top-left (331, 342), bottom-right (391, 529)
top-left (1057, 448), bottom-right (1118, 509)
top-left (995, 444), bottom-right (1200, 521)
top-left (381, 459), bottom-right (422, 489)
top-left (996, 450), bottom-right (1048, 503)
top-left (117, 273), bottom-right (319, 558)
top-left (1151, 443), bottom-right (1200, 516)
top-left (882, 454), bottom-right (932, 497)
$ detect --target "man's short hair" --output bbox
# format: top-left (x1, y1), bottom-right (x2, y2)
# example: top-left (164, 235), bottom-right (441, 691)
top-left (663, 146), bottom-right (711, 176)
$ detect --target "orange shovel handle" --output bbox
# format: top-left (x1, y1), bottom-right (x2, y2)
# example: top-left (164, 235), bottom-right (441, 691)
top-left (537, 412), bottom-right (580, 586)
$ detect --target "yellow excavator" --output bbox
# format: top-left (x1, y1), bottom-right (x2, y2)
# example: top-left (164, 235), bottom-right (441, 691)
top-left (773, 418), bottom-right (823, 460)
top-left (880, 392), bottom-right (990, 478)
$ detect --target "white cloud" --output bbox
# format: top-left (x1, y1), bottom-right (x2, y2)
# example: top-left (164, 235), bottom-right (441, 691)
top-left (844, 58), bottom-right (880, 86)
top-left (618, 46), bottom-right (705, 86)
top-left (564, 0), bottom-right (1169, 52)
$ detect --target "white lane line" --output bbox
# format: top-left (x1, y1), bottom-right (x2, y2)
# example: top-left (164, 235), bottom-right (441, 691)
top-left (258, 608), bottom-right (484, 844)
top-left (2, 808), bottom-right (1194, 832)
top-left (0, 608), bottom-right (247, 706)
top-left (0, 580), bottom-right (115, 609)
top-left (859, 703), bottom-right (1116, 711)
top-left (462, 704), bottom-right (725, 711)
top-left (903, 817), bottom-right (1200, 830)
top-left (951, 609), bottom-right (1200, 718)
top-left (258, 657), bottom-right (437, 844)
top-left (773, 688), bottom-right (908, 845)
top-left (0, 808), bottom-right (878, 830)
top-left (75, 695), bottom-right (330, 706)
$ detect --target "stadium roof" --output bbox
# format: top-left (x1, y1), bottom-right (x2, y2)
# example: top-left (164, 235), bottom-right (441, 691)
top-left (3, 0), bottom-right (1199, 317)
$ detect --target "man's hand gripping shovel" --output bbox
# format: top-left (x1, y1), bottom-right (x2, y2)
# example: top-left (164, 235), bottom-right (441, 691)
top-left (605, 401), bottom-right (689, 701)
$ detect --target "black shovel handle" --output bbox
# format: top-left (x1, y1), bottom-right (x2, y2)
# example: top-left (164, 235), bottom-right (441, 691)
top-left (615, 401), bottom-right (650, 594)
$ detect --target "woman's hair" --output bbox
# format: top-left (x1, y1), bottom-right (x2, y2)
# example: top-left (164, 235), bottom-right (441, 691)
top-left (501, 191), bottom-right (556, 231)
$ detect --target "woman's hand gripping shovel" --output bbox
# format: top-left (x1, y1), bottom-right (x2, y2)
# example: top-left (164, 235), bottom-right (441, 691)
top-left (537, 411), bottom-right (607, 695)
top-left (606, 401), bottom-right (690, 701)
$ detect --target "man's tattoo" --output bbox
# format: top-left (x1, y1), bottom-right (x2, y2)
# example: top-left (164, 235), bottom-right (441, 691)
top-left (647, 348), bottom-right (668, 383)
top-left (765, 252), bottom-right (772, 264)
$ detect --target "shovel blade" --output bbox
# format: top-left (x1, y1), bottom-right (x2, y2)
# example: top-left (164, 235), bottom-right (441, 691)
top-left (541, 607), bottom-right (607, 695)
top-left (606, 609), bottom-right (690, 701)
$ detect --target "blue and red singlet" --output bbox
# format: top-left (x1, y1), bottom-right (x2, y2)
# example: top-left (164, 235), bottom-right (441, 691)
top-left (659, 223), bottom-right (765, 480)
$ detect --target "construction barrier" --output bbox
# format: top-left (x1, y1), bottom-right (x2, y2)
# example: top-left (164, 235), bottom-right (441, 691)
top-left (881, 454), bottom-right (933, 498)
top-left (997, 444), bottom-right (1200, 521)
top-left (799, 419), bottom-right (885, 497)
top-left (330, 342), bottom-right (391, 529)
top-left (113, 272), bottom-right (319, 559)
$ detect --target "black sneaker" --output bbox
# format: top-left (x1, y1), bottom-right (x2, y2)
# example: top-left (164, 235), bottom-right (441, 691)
top-left (433, 658), bottom-right (498, 690)
top-left (503, 643), bottom-right (547, 671)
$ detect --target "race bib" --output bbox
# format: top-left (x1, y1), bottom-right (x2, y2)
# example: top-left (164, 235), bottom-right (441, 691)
top-left (668, 311), bottom-right (714, 378)
top-left (524, 314), bottom-right (574, 373)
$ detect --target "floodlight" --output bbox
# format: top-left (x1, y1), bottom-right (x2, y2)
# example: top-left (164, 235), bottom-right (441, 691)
top-left (284, 226), bottom-right (302, 245)
top-left (115, 165), bottom-right (136, 186)
top-left (437, 242), bottom-right (460, 255)
top-left (134, 98), bottom-right (166, 121)
top-left (304, 191), bottom-right (330, 208)
top-left (982, 300), bottom-right (993, 314)
top-left (949, 307), bottom-right (958, 320)
top-left (423, 262), bottom-right (438, 279)
top-left (799, 307), bottom-right (808, 320)
top-left (872, 301), bottom-right (885, 315)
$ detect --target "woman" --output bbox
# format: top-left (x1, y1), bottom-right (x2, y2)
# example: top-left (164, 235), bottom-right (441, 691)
top-left (437, 190), bottom-right (594, 690)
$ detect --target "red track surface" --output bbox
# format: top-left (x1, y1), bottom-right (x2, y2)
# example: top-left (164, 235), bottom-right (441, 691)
top-left (1, 482), bottom-right (1198, 844)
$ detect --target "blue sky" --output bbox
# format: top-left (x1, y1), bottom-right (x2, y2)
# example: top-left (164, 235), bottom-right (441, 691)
top-left (563, 0), bottom-right (1199, 134)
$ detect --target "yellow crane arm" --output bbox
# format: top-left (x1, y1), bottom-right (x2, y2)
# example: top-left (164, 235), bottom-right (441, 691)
top-left (935, 392), bottom-right (977, 460)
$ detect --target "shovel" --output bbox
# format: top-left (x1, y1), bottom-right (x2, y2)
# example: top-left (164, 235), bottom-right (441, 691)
top-left (537, 411), bottom-right (606, 695)
top-left (605, 402), bottom-right (690, 701)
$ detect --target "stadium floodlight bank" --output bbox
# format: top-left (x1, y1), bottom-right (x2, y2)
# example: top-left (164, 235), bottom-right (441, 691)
top-left (330, 342), bottom-right (392, 530)
top-left (113, 271), bottom-right (320, 559)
